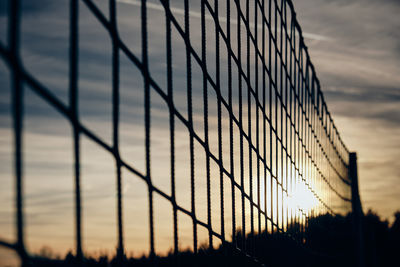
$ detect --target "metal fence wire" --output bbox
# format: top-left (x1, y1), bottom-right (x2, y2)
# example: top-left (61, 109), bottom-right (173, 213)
top-left (0, 0), bottom-right (353, 265)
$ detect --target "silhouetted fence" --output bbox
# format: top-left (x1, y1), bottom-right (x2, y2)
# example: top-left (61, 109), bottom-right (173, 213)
top-left (0, 0), bottom-right (355, 266)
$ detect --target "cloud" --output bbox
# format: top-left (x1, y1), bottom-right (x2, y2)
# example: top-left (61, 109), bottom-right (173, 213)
top-left (118, 0), bottom-right (331, 41)
top-left (1, 0), bottom-right (398, 253)
top-left (325, 85), bottom-right (400, 103)
top-left (291, 0), bottom-right (400, 221)
top-left (0, 0), bottom-right (58, 16)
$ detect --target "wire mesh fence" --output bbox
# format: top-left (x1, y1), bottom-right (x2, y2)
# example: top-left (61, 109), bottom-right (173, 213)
top-left (0, 0), bottom-right (353, 265)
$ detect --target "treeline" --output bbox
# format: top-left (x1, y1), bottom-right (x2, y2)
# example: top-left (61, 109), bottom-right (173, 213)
top-left (29, 211), bottom-right (400, 267)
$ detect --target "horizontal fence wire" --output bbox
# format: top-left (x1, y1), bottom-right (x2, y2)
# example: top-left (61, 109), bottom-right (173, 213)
top-left (0, 0), bottom-right (353, 265)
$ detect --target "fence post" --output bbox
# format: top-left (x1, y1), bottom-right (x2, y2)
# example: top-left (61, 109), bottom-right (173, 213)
top-left (349, 152), bottom-right (365, 267)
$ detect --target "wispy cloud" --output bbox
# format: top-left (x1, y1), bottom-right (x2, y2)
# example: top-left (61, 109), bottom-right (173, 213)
top-left (292, 0), bottom-right (400, 220)
top-left (118, 0), bottom-right (331, 41)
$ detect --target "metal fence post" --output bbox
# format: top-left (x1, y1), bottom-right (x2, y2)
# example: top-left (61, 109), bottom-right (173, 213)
top-left (349, 152), bottom-right (365, 267)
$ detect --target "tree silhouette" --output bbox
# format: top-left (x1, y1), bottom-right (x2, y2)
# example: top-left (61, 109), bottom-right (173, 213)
top-left (26, 211), bottom-right (400, 267)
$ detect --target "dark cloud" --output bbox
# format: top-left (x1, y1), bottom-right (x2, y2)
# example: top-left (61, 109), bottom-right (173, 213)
top-left (325, 85), bottom-right (400, 103)
top-left (328, 102), bottom-right (400, 127)
top-left (0, 1), bottom-right (7, 16)
top-left (21, 0), bottom-right (59, 14)
top-left (320, 82), bottom-right (400, 126)
top-left (327, 101), bottom-right (400, 128)
top-left (0, 0), bottom-right (59, 16)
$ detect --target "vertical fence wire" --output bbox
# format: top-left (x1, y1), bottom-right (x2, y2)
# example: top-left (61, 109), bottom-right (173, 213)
top-left (8, 0), bottom-right (25, 263)
top-left (69, 0), bottom-right (83, 262)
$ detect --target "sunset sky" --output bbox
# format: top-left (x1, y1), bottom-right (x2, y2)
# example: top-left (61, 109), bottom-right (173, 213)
top-left (294, 0), bottom-right (400, 222)
top-left (0, 0), bottom-right (399, 264)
